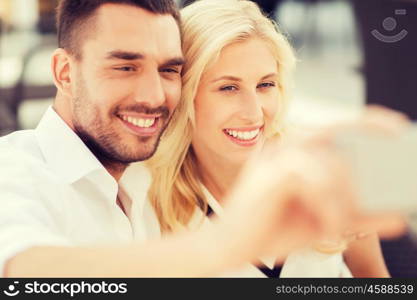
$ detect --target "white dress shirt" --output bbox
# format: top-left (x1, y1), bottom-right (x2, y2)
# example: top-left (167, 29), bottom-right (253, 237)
top-left (188, 185), bottom-right (353, 278)
top-left (0, 107), bottom-right (160, 276)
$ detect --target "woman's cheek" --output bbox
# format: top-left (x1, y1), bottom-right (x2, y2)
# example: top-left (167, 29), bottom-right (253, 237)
top-left (263, 95), bottom-right (280, 123)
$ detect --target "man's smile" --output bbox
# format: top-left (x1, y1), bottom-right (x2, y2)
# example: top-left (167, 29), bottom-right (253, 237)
top-left (117, 113), bottom-right (161, 136)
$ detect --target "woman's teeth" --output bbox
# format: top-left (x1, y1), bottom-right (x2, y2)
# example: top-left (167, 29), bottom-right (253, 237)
top-left (225, 128), bottom-right (260, 140)
top-left (121, 115), bottom-right (156, 128)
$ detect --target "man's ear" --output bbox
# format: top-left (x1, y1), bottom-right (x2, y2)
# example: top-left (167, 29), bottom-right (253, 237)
top-left (51, 48), bottom-right (73, 98)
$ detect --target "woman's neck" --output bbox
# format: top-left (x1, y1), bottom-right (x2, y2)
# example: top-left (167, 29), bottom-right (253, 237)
top-left (196, 153), bottom-right (242, 204)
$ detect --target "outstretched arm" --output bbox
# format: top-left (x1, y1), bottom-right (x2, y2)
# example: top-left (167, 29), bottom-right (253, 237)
top-left (344, 233), bottom-right (390, 278)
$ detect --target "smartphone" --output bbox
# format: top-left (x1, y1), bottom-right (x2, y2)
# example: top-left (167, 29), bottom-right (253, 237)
top-left (334, 125), bottom-right (417, 214)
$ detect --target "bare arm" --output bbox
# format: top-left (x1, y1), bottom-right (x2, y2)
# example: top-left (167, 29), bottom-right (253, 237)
top-left (5, 227), bottom-right (232, 278)
top-left (344, 233), bottom-right (390, 278)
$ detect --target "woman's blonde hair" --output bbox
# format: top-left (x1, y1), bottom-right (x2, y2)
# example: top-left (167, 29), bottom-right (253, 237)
top-left (146, 0), bottom-right (296, 233)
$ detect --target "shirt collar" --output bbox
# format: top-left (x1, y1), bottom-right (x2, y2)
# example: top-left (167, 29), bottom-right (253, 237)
top-left (35, 106), bottom-right (110, 184)
top-left (119, 162), bottom-right (152, 217)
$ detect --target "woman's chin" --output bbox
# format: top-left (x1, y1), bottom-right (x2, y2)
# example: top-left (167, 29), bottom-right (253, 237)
top-left (223, 144), bottom-right (264, 165)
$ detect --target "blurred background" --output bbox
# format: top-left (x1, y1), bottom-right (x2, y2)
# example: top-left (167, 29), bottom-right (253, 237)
top-left (0, 0), bottom-right (416, 277)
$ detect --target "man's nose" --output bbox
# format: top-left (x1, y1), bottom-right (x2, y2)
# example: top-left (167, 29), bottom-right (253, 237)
top-left (134, 69), bottom-right (165, 108)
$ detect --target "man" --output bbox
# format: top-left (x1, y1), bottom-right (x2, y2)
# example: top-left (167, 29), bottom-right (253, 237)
top-left (0, 0), bottom-right (405, 277)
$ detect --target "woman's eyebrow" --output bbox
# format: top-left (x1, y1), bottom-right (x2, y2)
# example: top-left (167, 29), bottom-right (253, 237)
top-left (260, 73), bottom-right (278, 80)
top-left (210, 75), bottom-right (242, 83)
top-left (210, 73), bottom-right (278, 83)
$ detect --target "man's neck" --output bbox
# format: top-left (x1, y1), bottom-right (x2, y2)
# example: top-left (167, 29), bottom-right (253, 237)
top-left (101, 159), bottom-right (128, 182)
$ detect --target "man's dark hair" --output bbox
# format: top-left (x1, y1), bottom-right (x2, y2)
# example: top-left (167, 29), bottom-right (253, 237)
top-left (56, 0), bottom-right (180, 58)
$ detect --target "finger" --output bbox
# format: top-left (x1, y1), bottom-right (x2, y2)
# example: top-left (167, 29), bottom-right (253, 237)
top-left (348, 213), bottom-right (408, 239)
top-left (360, 105), bottom-right (411, 135)
top-left (365, 104), bottom-right (410, 123)
top-left (299, 106), bottom-right (412, 148)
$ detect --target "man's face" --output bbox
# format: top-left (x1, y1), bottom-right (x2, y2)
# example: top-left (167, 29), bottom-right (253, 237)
top-left (69, 4), bottom-right (183, 163)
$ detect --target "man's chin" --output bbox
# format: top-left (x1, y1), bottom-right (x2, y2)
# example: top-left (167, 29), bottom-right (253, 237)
top-left (120, 140), bottom-right (161, 163)
top-left (112, 123), bottom-right (167, 163)
top-left (128, 150), bottom-right (157, 162)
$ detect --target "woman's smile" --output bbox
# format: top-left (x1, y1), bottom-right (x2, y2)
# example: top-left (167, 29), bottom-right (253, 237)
top-left (223, 125), bottom-right (264, 147)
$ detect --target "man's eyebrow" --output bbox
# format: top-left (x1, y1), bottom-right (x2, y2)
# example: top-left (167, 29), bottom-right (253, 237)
top-left (211, 75), bottom-right (242, 83)
top-left (105, 51), bottom-right (184, 67)
top-left (106, 51), bottom-right (144, 60)
top-left (160, 57), bottom-right (185, 68)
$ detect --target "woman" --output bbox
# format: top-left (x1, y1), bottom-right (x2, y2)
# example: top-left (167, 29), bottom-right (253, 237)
top-left (146, 0), bottom-right (389, 277)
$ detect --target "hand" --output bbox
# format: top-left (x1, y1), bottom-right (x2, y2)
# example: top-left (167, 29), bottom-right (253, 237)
top-left (214, 141), bottom-right (355, 266)
top-left (213, 105), bottom-right (409, 267)
top-left (288, 104), bottom-right (410, 239)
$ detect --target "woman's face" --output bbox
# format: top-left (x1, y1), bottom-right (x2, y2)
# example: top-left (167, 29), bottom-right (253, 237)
top-left (192, 38), bottom-right (280, 165)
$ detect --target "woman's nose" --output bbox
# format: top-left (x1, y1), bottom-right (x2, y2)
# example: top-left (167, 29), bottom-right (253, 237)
top-left (238, 90), bottom-right (263, 123)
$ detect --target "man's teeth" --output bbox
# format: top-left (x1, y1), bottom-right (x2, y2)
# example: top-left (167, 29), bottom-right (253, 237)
top-left (225, 128), bottom-right (260, 140)
top-left (121, 115), bottom-right (156, 128)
